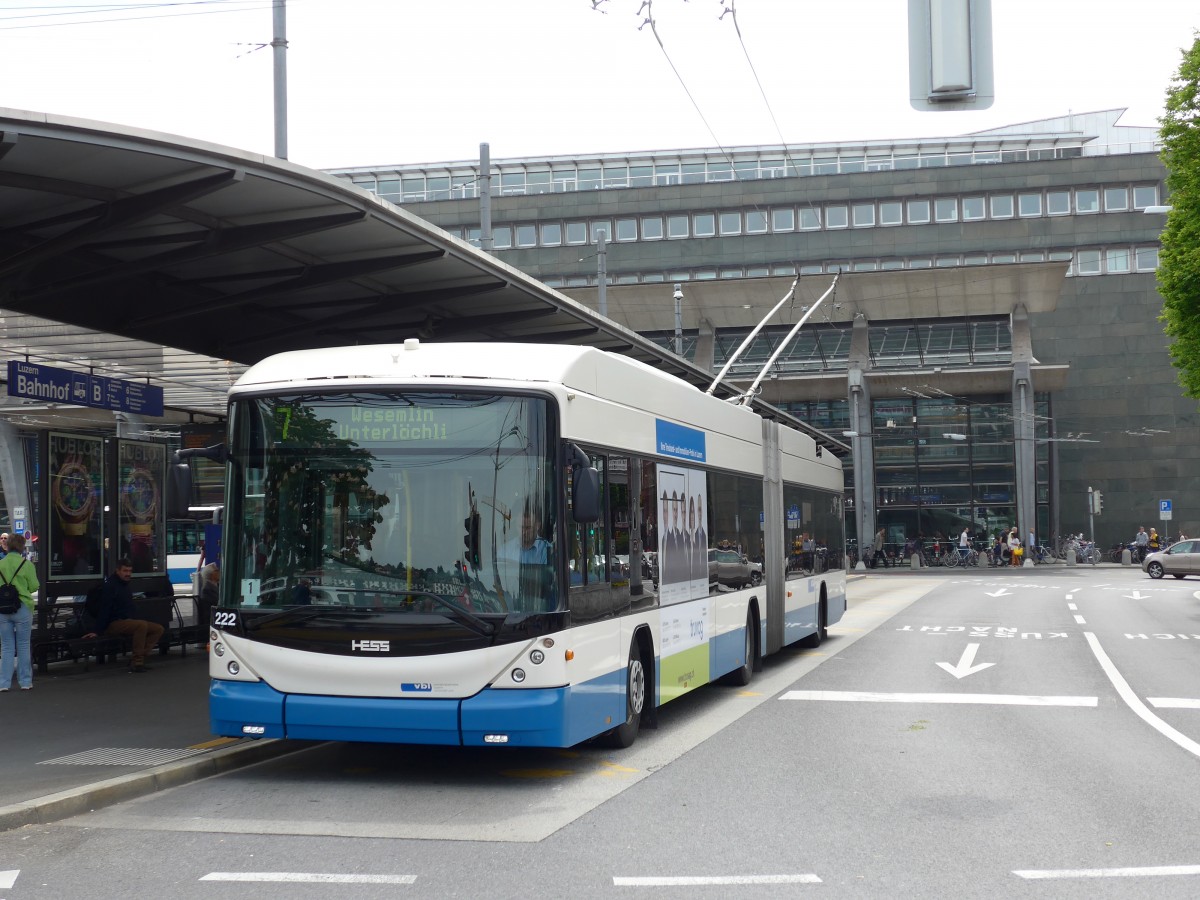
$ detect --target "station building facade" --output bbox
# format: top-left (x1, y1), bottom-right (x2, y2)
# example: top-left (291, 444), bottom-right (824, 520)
top-left (327, 110), bottom-right (1198, 553)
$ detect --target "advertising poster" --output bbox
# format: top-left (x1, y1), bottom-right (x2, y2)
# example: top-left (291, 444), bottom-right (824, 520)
top-left (118, 440), bottom-right (166, 575)
top-left (48, 432), bottom-right (104, 579)
top-left (654, 463), bottom-right (708, 605)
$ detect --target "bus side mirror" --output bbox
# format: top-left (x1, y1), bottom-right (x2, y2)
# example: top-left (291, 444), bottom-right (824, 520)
top-left (566, 443), bottom-right (600, 524)
top-left (167, 462), bottom-right (193, 520)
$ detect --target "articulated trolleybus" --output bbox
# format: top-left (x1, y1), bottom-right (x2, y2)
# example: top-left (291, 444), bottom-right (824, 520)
top-left (198, 340), bottom-right (845, 748)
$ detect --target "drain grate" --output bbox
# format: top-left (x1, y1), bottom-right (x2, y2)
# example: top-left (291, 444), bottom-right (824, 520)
top-left (38, 747), bottom-right (209, 767)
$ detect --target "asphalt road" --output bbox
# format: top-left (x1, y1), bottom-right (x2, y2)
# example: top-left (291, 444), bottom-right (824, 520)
top-left (3, 567), bottom-right (1200, 898)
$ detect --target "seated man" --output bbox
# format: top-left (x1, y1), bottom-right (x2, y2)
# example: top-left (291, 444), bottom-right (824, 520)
top-left (85, 557), bottom-right (165, 673)
top-left (501, 504), bottom-right (555, 610)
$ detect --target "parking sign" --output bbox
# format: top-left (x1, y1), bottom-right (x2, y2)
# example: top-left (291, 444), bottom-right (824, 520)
top-left (1160, 499), bottom-right (1173, 521)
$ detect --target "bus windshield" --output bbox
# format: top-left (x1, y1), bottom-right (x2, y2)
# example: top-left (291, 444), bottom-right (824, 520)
top-left (223, 390), bottom-right (558, 617)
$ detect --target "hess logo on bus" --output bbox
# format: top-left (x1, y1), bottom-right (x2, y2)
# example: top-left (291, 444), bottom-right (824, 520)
top-left (351, 640), bottom-right (390, 652)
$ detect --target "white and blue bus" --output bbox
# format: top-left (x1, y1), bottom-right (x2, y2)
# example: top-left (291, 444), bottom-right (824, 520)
top-left (199, 341), bottom-right (845, 748)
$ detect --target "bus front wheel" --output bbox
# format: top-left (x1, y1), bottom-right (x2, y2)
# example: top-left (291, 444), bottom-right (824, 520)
top-left (601, 641), bottom-right (646, 749)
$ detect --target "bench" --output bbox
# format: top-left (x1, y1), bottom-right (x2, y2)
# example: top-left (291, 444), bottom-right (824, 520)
top-left (32, 593), bottom-right (188, 673)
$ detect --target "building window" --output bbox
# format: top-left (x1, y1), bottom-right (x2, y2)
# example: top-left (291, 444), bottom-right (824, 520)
top-left (603, 166), bottom-right (629, 188)
top-left (800, 264), bottom-right (824, 275)
top-left (880, 259), bottom-right (904, 270)
top-left (772, 264), bottom-right (797, 275)
top-left (718, 268), bottom-right (740, 279)
top-left (852, 203), bottom-right (875, 227)
top-left (907, 199), bottom-right (931, 224)
top-left (642, 216), bottom-right (664, 240)
top-left (826, 205), bottom-right (849, 229)
top-left (990, 195), bottom-right (1014, 219)
top-left (667, 215), bottom-right (689, 239)
top-left (1075, 250), bottom-right (1101, 275)
top-left (566, 222), bottom-right (587, 244)
top-left (616, 274), bottom-right (640, 284)
top-left (852, 260), bottom-right (878, 271)
top-left (964, 254), bottom-right (988, 265)
top-left (540, 222), bottom-right (562, 246)
top-left (934, 197), bottom-right (958, 222)
top-left (1019, 251), bottom-right (1045, 262)
top-left (746, 210), bottom-right (768, 233)
top-left (909, 258), bottom-right (932, 268)
top-left (590, 221), bottom-right (611, 243)
top-left (1046, 191), bottom-right (1071, 216)
top-left (493, 226), bottom-right (512, 249)
top-left (655, 164), bottom-right (680, 186)
top-left (962, 197), bottom-right (985, 221)
top-left (1104, 187), bottom-right (1129, 211)
top-left (719, 212), bottom-right (742, 235)
top-left (993, 253), bottom-right (1016, 264)
top-left (1075, 189), bottom-right (1100, 213)
top-left (682, 163), bottom-right (706, 184)
top-left (771, 208), bottom-right (795, 232)
top-left (1135, 247), bottom-right (1159, 271)
top-left (935, 255), bottom-right (959, 267)
top-left (516, 225), bottom-right (536, 247)
top-left (526, 172), bottom-right (551, 194)
top-left (799, 207), bottom-right (820, 230)
top-left (615, 218), bottom-right (637, 241)
top-left (577, 168), bottom-right (601, 190)
top-left (1106, 248), bottom-right (1131, 273)
top-left (746, 266), bottom-right (770, 277)
top-left (694, 213), bottom-right (716, 237)
top-left (630, 165), bottom-right (654, 187)
top-left (466, 227), bottom-right (481, 246)
top-left (880, 201), bottom-right (903, 226)
top-left (696, 270), bottom-right (719, 280)
top-left (1132, 185), bottom-right (1159, 209)
top-left (1018, 193), bottom-right (1042, 217)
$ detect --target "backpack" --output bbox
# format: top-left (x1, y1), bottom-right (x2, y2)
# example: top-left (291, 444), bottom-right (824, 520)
top-left (0, 559), bottom-right (26, 614)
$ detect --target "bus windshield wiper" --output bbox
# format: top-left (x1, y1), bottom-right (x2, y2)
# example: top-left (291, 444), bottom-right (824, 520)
top-left (244, 605), bottom-right (346, 630)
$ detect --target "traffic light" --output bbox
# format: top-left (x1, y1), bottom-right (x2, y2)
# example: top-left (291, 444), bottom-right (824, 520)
top-left (463, 512), bottom-right (481, 569)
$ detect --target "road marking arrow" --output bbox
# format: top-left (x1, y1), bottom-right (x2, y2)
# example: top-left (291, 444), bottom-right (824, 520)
top-left (986, 589), bottom-right (1011, 597)
top-left (1124, 591), bottom-right (1147, 600)
top-left (936, 643), bottom-right (996, 679)
top-left (0, 871), bottom-right (19, 890)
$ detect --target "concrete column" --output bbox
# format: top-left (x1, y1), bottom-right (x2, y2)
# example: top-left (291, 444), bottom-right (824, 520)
top-left (1011, 305), bottom-right (1036, 562)
top-left (848, 315), bottom-right (874, 562)
top-left (0, 420), bottom-right (32, 535)
top-left (693, 317), bottom-right (716, 373)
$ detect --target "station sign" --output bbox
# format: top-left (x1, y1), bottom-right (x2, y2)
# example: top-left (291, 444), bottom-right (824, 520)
top-left (7, 360), bottom-right (163, 417)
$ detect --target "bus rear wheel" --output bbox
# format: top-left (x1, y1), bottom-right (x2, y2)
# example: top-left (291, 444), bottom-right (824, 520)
top-left (801, 597), bottom-right (826, 648)
top-left (601, 641), bottom-right (646, 748)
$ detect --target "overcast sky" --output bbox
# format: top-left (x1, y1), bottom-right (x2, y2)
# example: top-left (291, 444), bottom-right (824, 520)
top-left (1, 0), bottom-right (1195, 170)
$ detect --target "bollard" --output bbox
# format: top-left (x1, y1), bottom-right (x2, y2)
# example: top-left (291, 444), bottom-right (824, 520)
top-left (911, 553), bottom-right (921, 569)
top-left (1066, 548), bottom-right (1077, 567)
top-left (1023, 554), bottom-right (1034, 567)
top-left (855, 557), bottom-right (867, 571)
top-left (1122, 549), bottom-right (1132, 566)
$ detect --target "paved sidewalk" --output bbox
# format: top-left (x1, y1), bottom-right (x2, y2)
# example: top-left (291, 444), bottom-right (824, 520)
top-left (1, 643), bottom-right (298, 832)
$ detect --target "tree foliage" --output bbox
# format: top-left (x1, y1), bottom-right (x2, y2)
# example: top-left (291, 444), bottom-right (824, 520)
top-left (1159, 34), bottom-right (1200, 400)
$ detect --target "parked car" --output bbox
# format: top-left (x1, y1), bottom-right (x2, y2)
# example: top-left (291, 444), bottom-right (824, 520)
top-left (708, 548), bottom-right (755, 590)
top-left (1142, 539), bottom-right (1200, 579)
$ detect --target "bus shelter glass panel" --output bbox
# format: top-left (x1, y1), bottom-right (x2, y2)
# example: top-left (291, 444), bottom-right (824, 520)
top-left (223, 391), bottom-right (557, 616)
top-left (118, 440), bottom-right (167, 576)
top-left (47, 432), bottom-right (104, 580)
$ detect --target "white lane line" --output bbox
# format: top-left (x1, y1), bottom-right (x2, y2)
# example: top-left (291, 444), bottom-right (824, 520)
top-left (1147, 698), bottom-right (1200, 709)
top-left (1066, 595), bottom-right (1074, 602)
top-left (200, 873), bottom-right (416, 884)
top-left (781, 691), bottom-right (1096, 707)
top-left (1067, 603), bottom-right (1078, 610)
top-left (1014, 865), bottom-right (1200, 880)
top-left (1074, 614), bottom-right (1087, 624)
top-left (1084, 632), bottom-right (1200, 759)
top-left (615, 875), bottom-right (822, 886)
top-left (0, 870), bottom-right (18, 890)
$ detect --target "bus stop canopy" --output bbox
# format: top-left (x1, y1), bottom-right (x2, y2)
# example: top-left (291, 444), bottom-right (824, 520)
top-left (0, 109), bottom-right (847, 453)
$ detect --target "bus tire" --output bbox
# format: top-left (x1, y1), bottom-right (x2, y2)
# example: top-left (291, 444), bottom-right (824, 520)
top-left (723, 610), bottom-right (756, 686)
top-left (801, 592), bottom-right (827, 648)
top-left (601, 639), bottom-right (646, 749)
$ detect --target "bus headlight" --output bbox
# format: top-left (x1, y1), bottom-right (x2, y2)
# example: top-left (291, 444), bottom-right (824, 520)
top-left (511, 668), bottom-right (526, 683)
top-left (227, 661), bottom-right (240, 675)
top-left (529, 649), bottom-right (545, 665)
top-left (214, 643), bottom-right (225, 657)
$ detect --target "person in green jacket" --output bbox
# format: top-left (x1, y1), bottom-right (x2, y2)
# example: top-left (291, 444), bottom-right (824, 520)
top-left (0, 532), bottom-right (39, 691)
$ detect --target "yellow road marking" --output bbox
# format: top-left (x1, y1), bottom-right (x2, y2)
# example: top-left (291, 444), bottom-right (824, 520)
top-left (188, 737), bottom-right (240, 750)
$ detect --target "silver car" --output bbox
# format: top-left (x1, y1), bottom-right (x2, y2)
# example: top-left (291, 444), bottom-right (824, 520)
top-left (1142, 539), bottom-right (1200, 579)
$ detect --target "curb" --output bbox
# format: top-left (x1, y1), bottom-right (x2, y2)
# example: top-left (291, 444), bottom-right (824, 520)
top-left (0, 738), bottom-right (306, 833)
